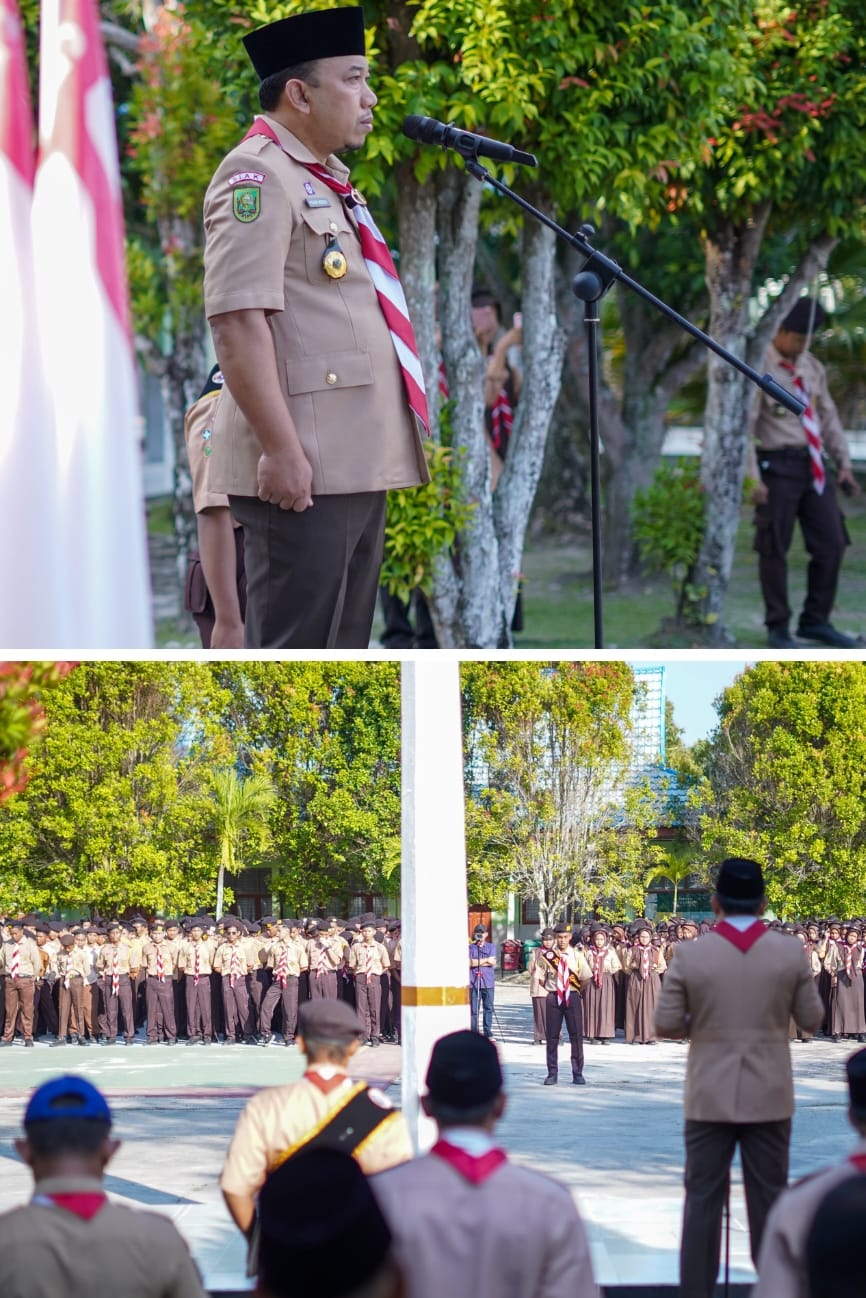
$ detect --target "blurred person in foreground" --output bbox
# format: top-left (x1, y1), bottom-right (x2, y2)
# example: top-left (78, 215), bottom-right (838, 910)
top-left (371, 1030), bottom-right (597, 1298)
top-left (754, 1046), bottom-right (866, 1298)
top-left (256, 1147), bottom-right (404, 1298)
top-left (804, 1174), bottom-right (866, 1298)
top-left (0, 1075), bottom-right (205, 1298)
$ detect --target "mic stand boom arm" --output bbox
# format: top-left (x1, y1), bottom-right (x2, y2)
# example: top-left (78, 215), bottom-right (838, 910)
top-left (459, 154), bottom-right (805, 650)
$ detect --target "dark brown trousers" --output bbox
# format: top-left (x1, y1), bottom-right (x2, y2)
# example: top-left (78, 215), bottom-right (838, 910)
top-left (355, 972), bottom-right (381, 1039)
top-left (310, 970), bottom-right (339, 1000)
top-left (545, 990), bottom-right (584, 1078)
top-left (532, 996), bottom-right (547, 1043)
top-left (222, 975), bottom-right (253, 1040)
top-left (229, 491), bottom-right (386, 649)
top-left (754, 454), bottom-right (848, 630)
top-left (260, 975), bottom-right (299, 1039)
top-left (58, 977), bottom-right (86, 1038)
top-left (145, 976), bottom-right (177, 1041)
top-left (185, 975), bottom-right (213, 1040)
top-left (104, 974), bottom-right (135, 1041)
top-left (680, 1117), bottom-right (791, 1298)
top-left (35, 978), bottom-right (59, 1035)
top-left (2, 976), bottom-right (35, 1041)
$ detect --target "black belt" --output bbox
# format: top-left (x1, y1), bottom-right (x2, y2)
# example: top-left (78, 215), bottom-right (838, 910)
top-left (757, 446), bottom-right (811, 459)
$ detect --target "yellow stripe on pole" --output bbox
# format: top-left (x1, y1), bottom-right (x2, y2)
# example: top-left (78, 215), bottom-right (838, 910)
top-left (401, 985), bottom-right (469, 1007)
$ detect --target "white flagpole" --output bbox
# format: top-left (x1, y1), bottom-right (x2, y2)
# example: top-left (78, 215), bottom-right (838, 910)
top-left (401, 659), bottom-right (471, 1152)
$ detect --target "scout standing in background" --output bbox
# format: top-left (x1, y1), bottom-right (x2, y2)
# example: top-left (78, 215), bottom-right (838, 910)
top-left (537, 923), bottom-right (592, 1086)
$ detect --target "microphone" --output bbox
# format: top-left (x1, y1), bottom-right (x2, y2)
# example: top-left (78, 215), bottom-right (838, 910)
top-left (402, 115), bottom-right (538, 168)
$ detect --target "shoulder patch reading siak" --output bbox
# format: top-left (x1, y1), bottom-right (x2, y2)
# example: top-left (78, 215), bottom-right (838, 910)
top-left (228, 171), bottom-right (265, 186)
top-left (233, 186), bottom-right (261, 223)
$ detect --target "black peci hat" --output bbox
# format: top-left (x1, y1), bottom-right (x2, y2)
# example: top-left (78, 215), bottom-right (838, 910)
top-left (425, 1030), bottom-right (503, 1108)
top-left (243, 6), bottom-right (366, 82)
top-left (781, 296), bottom-right (826, 335)
top-left (715, 857), bottom-right (765, 901)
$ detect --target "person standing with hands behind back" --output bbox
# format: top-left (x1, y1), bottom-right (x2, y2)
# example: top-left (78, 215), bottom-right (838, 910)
top-left (747, 297), bottom-right (861, 649)
top-left (469, 923), bottom-right (497, 1038)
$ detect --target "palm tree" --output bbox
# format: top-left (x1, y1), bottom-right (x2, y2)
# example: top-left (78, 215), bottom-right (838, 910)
top-left (645, 850), bottom-right (696, 917)
top-left (209, 768), bottom-right (277, 919)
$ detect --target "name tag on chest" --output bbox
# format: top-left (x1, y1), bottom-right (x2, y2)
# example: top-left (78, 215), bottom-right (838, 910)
top-left (305, 197), bottom-right (331, 209)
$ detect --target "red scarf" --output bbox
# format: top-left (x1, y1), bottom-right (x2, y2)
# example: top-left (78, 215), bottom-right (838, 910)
top-left (592, 946), bottom-right (608, 987)
top-left (34, 1192), bottom-right (106, 1220)
top-left (431, 1139), bottom-right (507, 1185)
top-left (712, 920), bottom-right (766, 954)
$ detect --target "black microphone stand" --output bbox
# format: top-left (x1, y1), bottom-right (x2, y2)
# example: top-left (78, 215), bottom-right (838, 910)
top-left (457, 153), bottom-right (805, 649)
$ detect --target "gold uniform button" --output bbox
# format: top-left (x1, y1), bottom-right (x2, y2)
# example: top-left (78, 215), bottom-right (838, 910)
top-left (326, 371), bottom-right (338, 385)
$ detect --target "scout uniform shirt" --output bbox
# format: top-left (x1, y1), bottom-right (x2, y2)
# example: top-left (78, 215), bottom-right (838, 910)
top-left (140, 940), bottom-right (181, 979)
top-left (306, 934), bottom-right (344, 980)
top-left (177, 936), bottom-right (217, 977)
top-left (534, 945), bottom-right (592, 992)
top-left (202, 116), bottom-right (430, 498)
top-left (96, 941), bottom-right (137, 979)
top-left (58, 944), bottom-right (91, 984)
top-left (212, 939), bottom-right (253, 978)
top-left (267, 936), bottom-right (308, 979)
top-left (746, 342), bottom-right (852, 480)
top-left (349, 939), bottom-right (390, 978)
top-left (0, 936), bottom-right (41, 976)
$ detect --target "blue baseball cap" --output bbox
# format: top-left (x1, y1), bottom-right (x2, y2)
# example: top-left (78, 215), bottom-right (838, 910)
top-left (25, 1076), bottom-right (112, 1126)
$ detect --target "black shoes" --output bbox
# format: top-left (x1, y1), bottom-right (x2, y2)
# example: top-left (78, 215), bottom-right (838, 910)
top-left (24, 1039), bottom-right (35, 1047)
top-left (543, 1073), bottom-right (558, 1086)
top-left (767, 627), bottom-right (798, 649)
top-left (572, 1074), bottom-right (586, 1085)
top-left (50, 1038), bottom-right (68, 1047)
top-left (797, 621), bottom-right (861, 648)
top-left (260, 1034), bottom-right (274, 1047)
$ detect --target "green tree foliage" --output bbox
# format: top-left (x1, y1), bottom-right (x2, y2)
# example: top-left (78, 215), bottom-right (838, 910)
top-left (212, 662), bottom-right (403, 911)
top-left (631, 459), bottom-right (708, 628)
top-left (208, 768), bottom-right (277, 919)
top-left (0, 663), bottom-right (74, 804)
top-left (0, 662), bottom-right (224, 916)
top-left (461, 661), bottom-right (651, 923)
top-left (699, 661), bottom-right (866, 916)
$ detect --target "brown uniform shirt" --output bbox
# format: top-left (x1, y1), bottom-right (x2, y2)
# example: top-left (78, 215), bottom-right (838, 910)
top-left (212, 940), bottom-right (252, 977)
top-left (140, 940), bottom-right (181, 978)
top-left (203, 117), bottom-right (429, 498)
top-left (184, 386), bottom-right (232, 514)
top-left (177, 937), bottom-right (217, 976)
top-left (96, 942), bottom-right (137, 977)
top-left (349, 940), bottom-right (391, 977)
top-left (267, 937), bottom-right (308, 978)
top-left (2, 937), bottom-right (44, 976)
top-left (746, 342), bottom-right (851, 479)
top-left (306, 936), bottom-right (344, 976)
top-left (533, 946), bottom-right (593, 992)
top-left (0, 1175), bottom-right (206, 1298)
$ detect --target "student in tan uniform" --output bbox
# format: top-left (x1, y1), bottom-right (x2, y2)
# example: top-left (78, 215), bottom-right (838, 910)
top-left (51, 934), bottom-right (90, 1047)
top-left (0, 921), bottom-right (41, 1046)
top-left (141, 921), bottom-right (179, 1044)
top-left (33, 922), bottom-right (60, 1039)
top-left (583, 922), bottom-right (621, 1045)
top-left (202, 5), bottom-right (430, 649)
top-left (220, 998), bottom-right (411, 1249)
top-left (96, 922), bottom-right (138, 1045)
top-left (371, 1031), bottom-right (598, 1298)
top-left (0, 1075), bottom-right (206, 1298)
top-left (306, 919), bottom-right (343, 999)
top-left (384, 919), bottom-right (402, 1044)
top-left (754, 1047), bottom-right (866, 1298)
top-left (528, 928), bottom-right (554, 1045)
top-left (213, 918), bottom-right (256, 1044)
top-left (178, 920), bottom-right (216, 1044)
top-left (535, 923), bottom-right (592, 1086)
top-left (348, 915), bottom-right (390, 1046)
top-left (259, 920), bottom-right (308, 1046)
top-left (655, 857), bottom-right (824, 1298)
top-left (623, 920), bottom-right (666, 1044)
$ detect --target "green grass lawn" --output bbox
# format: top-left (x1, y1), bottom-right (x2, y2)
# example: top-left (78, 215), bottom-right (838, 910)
top-left (152, 489), bottom-right (866, 651)
top-left (514, 489), bottom-right (866, 650)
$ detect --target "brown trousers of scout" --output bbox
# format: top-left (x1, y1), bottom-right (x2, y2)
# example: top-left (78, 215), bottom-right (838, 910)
top-left (310, 969), bottom-right (339, 1000)
top-left (186, 974), bottom-right (213, 1040)
top-left (229, 492), bottom-right (386, 650)
top-left (2, 976), bottom-right (35, 1041)
top-left (104, 974), bottom-right (135, 1041)
top-left (146, 975), bottom-right (177, 1041)
top-left (222, 974), bottom-right (254, 1041)
top-left (260, 975), bottom-right (299, 1040)
top-left (58, 977), bottom-right (86, 1039)
top-left (355, 972), bottom-right (381, 1040)
top-left (680, 1118), bottom-right (791, 1298)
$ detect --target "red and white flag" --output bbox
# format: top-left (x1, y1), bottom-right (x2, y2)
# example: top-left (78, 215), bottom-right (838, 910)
top-left (31, 0), bottom-right (152, 647)
top-left (0, 0), bottom-right (63, 646)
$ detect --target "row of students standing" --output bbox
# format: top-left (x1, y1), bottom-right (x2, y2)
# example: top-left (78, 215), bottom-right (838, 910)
top-left (0, 912), bottom-right (402, 1048)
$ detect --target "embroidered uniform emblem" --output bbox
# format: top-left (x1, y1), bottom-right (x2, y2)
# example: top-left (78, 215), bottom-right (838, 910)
top-left (228, 171), bottom-right (265, 186)
top-left (322, 238), bottom-right (347, 279)
top-left (304, 181), bottom-right (316, 195)
top-left (202, 427), bottom-right (213, 458)
top-left (233, 186), bottom-right (260, 222)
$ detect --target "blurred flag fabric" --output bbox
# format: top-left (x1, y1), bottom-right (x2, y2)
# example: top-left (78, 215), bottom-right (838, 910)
top-left (0, 0), bottom-right (65, 646)
top-left (30, 0), bottom-right (152, 647)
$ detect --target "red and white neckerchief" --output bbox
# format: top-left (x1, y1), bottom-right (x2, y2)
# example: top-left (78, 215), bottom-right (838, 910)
top-left (229, 946), bottom-right (241, 988)
top-left (156, 947), bottom-right (165, 983)
top-left (241, 118), bottom-right (429, 433)
top-left (431, 1139), bottom-right (508, 1185)
top-left (276, 945), bottom-right (289, 988)
top-left (779, 359), bottom-right (825, 493)
top-left (316, 943), bottom-right (329, 978)
top-left (489, 387), bottom-right (513, 452)
top-left (111, 948), bottom-right (120, 998)
top-left (712, 920), bottom-right (767, 954)
top-left (10, 943), bottom-right (20, 980)
top-left (592, 947), bottom-right (608, 987)
top-left (556, 953), bottom-right (571, 1007)
top-left (438, 358), bottom-right (449, 399)
top-left (64, 956), bottom-right (71, 991)
top-left (633, 942), bottom-right (653, 982)
top-left (364, 943), bottom-right (374, 982)
top-left (193, 943), bottom-right (201, 986)
top-left (849, 1152), bottom-right (866, 1173)
top-left (33, 1190), bottom-right (107, 1221)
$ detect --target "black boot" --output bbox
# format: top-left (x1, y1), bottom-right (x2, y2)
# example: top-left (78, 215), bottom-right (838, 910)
top-left (543, 1072), bottom-right (558, 1086)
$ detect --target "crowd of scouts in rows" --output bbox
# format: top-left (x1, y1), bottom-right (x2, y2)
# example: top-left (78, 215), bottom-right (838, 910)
top-left (0, 912), bottom-right (402, 1049)
top-left (525, 914), bottom-right (866, 1048)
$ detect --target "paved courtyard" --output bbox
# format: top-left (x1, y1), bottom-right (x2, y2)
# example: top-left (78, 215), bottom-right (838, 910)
top-left (0, 982), bottom-right (854, 1291)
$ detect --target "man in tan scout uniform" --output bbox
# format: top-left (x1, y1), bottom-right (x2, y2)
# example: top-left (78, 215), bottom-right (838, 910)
top-left (348, 914), bottom-right (390, 1046)
top-left (51, 934), bottom-right (90, 1047)
top-left (141, 921), bottom-right (179, 1044)
top-left (754, 1046), bottom-right (866, 1298)
top-left (259, 920), bottom-right (308, 1046)
top-left (178, 919), bottom-right (217, 1043)
top-left (220, 998), bottom-right (411, 1246)
top-left (95, 922), bottom-right (138, 1045)
top-left (655, 857), bottom-right (824, 1298)
top-left (0, 921), bottom-right (41, 1046)
top-left (203, 6), bottom-right (429, 649)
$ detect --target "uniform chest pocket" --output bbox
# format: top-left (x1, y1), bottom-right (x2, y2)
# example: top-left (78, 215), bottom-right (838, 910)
top-left (299, 204), bottom-right (356, 284)
top-left (286, 351), bottom-right (374, 396)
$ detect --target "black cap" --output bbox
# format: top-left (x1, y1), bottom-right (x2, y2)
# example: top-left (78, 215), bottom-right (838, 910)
top-left (472, 923), bottom-right (488, 936)
top-left (243, 7), bottom-right (366, 82)
top-left (781, 296), bottom-right (826, 334)
top-left (541, 928), bottom-right (555, 940)
top-left (298, 999), bottom-right (365, 1041)
top-left (425, 1030), bottom-right (503, 1108)
top-left (715, 857), bottom-right (765, 901)
top-left (258, 1149), bottom-right (392, 1297)
top-left (553, 923), bottom-right (569, 935)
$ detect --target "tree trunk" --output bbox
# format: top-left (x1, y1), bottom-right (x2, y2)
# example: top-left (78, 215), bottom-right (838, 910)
top-left (495, 208), bottom-right (566, 626)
